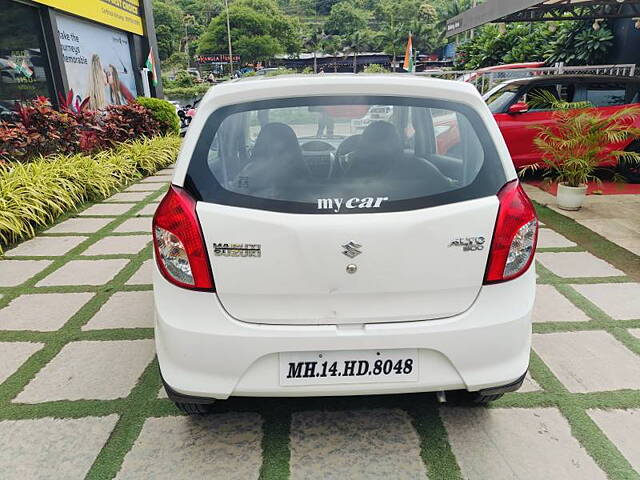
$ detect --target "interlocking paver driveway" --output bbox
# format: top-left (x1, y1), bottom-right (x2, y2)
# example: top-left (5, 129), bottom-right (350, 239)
top-left (1, 172), bottom-right (639, 479)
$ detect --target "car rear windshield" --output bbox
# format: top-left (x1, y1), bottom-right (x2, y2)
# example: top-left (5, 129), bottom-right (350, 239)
top-left (185, 96), bottom-right (506, 214)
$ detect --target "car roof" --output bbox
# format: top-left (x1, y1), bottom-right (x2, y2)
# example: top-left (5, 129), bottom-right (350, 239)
top-left (199, 74), bottom-right (484, 109)
top-left (495, 74), bottom-right (640, 88)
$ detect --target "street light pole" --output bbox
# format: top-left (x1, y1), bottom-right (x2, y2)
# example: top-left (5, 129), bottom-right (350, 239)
top-left (224, 0), bottom-right (234, 76)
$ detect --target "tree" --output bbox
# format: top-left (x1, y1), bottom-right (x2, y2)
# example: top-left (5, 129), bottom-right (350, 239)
top-left (290, 0), bottom-right (316, 16)
top-left (325, 2), bottom-right (370, 37)
top-left (304, 26), bottom-right (328, 73)
top-left (380, 23), bottom-right (406, 72)
top-left (323, 36), bottom-right (343, 72)
top-left (197, 0), bottom-right (301, 64)
top-left (343, 30), bottom-right (375, 73)
top-left (153, 0), bottom-right (184, 60)
top-left (546, 21), bottom-right (614, 66)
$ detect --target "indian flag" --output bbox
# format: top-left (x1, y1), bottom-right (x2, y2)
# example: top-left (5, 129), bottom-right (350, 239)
top-left (145, 48), bottom-right (158, 87)
top-left (403, 34), bottom-right (414, 72)
top-left (20, 59), bottom-right (33, 78)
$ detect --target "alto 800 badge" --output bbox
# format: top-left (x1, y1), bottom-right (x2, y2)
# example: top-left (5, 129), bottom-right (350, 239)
top-left (213, 243), bottom-right (261, 258)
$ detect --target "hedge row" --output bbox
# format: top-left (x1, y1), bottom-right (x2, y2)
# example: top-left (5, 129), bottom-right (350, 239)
top-left (0, 135), bottom-right (180, 252)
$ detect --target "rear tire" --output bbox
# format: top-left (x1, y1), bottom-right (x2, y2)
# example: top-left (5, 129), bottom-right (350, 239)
top-left (618, 141), bottom-right (640, 183)
top-left (174, 401), bottom-right (215, 415)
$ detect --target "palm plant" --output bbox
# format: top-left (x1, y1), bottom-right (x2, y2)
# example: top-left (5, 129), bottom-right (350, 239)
top-left (323, 35), bottom-right (343, 73)
top-left (343, 30), bottom-right (373, 73)
top-left (304, 26), bottom-right (328, 73)
top-left (521, 90), bottom-right (640, 188)
top-left (380, 22), bottom-right (406, 72)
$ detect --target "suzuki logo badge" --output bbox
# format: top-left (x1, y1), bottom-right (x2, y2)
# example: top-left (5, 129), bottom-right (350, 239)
top-left (342, 241), bottom-right (362, 258)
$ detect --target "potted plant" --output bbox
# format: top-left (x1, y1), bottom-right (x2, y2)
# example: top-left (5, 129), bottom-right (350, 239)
top-left (520, 91), bottom-right (640, 210)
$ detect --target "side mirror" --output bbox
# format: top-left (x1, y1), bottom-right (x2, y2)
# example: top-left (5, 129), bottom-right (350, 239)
top-left (508, 102), bottom-right (530, 114)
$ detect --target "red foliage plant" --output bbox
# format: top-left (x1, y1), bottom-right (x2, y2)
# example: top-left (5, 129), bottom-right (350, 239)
top-left (0, 91), bottom-right (163, 162)
top-left (98, 103), bottom-right (161, 145)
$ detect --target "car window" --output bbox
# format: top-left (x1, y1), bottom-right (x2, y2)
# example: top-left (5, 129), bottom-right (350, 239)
top-left (485, 84), bottom-right (520, 113)
top-left (187, 96), bottom-right (505, 214)
top-left (585, 83), bottom-right (627, 107)
top-left (517, 83), bottom-right (574, 111)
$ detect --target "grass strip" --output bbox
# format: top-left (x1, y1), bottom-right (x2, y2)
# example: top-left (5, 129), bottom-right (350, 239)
top-left (534, 201), bottom-right (640, 281)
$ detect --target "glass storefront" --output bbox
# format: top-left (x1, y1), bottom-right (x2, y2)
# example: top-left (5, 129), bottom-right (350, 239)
top-left (0, 0), bottom-right (53, 115)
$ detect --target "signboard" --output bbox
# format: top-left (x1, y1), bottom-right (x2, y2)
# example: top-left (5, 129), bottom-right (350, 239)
top-left (197, 54), bottom-right (241, 65)
top-left (35, 0), bottom-right (143, 35)
top-left (56, 13), bottom-right (137, 109)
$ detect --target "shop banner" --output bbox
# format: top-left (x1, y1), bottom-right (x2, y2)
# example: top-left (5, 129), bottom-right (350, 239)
top-left (36, 0), bottom-right (143, 35)
top-left (56, 14), bottom-right (137, 110)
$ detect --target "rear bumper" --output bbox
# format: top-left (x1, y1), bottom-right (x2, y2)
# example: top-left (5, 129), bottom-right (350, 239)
top-left (155, 265), bottom-right (535, 400)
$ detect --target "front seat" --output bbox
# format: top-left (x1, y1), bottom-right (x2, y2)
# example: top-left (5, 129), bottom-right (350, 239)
top-left (345, 121), bottom-right (402, 178)
top-left (236, 122), bottom-right (308, 195)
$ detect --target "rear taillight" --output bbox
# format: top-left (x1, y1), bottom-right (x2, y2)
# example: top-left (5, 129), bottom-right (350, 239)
top-left (484, 180), bottom-right (538, 284)
top-left (152, 186), bottom-right (214, 291)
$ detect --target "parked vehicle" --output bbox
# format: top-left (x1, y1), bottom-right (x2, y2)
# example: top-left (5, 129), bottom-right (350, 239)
top-left (484, 75), bottom-right (640, 179)
top-left (176, 98), bottom-right (202, 134)
top-left (153, 75), bottom-right (538, 414)
top-left (255, 68), bottom-right (279, 76)
top-left (458, 62), bottom-right (546, 85)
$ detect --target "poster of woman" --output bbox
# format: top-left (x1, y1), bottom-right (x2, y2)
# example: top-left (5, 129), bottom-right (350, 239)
top-left (56, 13), bottom-right (137, 109)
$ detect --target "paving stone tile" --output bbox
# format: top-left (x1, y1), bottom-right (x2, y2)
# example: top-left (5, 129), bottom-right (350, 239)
top-left (46, 217), bottom-right (113, 234)
top-left (572, 283), bottom-right (640, 320)
top-left (533, 331), bottom-right (640, 392)
top-left (36, 259), bottom-right (128, 287)
top-left (536, 252), bottom-right (624, 278)
top-left (116, 414), bottom-right (262, 480)
top-left (83, 291), bottom-right (153, 330)
top-left (125, 183), bottom-right (164, 192)
top-left (105, 192), bottom-right (151, 203)
top-left (79, 203), bottom-right (135, 216)
top-left (441, 407), bottom-right (606, 480)
top-left (290, 409), bottom-right (427, 480)
top-left (0, 342), bottom-right (43, 383)
top-left (537, 229), bottom-right (576, 248)
top-left (0, 260), bottom-right (52, 287)
top-left (126, 260), bottom-right (153, 285)
top-left (137, 203), bottom-right (158, 216)
top-left (158, 385), bottom-right (168, 398)
top-left (0, 415), bottom-right (118, 480)
top-left (6, 236), bottom-right (86, 257)
top-left (15, 339), bottom-right (155, 403)
top-left (113, 217), bottom-right (152, 233)
top-left (83, 235), bottom-right (150, 256)
top-left (0, 293), bottom-right (93, 331)
top-left (141, 175), bottom-right (171, 183)
top-left (519, 372), bottom-right (542, 392)
top-left (156, 168), bottom-right (174, 175)
top-left (588, 409), bottom-right (640, 471)
top-left (533, 285), bottom-right (589, 323)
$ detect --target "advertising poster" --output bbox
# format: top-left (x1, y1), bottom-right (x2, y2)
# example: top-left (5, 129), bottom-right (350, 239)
top-left (56, 13), bottom-right (137, 110)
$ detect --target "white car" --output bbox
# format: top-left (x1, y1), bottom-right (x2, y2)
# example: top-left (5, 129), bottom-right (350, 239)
top-left (152, 74), bottom-right (538, 414)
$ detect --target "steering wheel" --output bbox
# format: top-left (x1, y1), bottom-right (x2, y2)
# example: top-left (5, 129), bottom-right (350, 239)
top-left (301, 141), bottom-right (336, 179)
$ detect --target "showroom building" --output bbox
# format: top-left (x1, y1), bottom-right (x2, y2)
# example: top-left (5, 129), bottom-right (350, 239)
top-left (0, 0), bottom-right (162, 113)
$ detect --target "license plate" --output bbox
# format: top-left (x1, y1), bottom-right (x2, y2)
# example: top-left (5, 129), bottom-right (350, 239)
top-left (279, 349), bottom-right (418, 386)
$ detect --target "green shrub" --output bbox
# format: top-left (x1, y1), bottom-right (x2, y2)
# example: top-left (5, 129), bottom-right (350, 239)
top-left (265, 68), bottom-right (297, 77)
top-left (174, 70), bottom-right (195, 87)
top-left (363, 64), bottom-right (389, 73)
top-left (163, 84), bottom-right (211, 100)
top-left (136, 97), bottom-right (180, 135)
top-left (0, 135), bottom-right (180, 251)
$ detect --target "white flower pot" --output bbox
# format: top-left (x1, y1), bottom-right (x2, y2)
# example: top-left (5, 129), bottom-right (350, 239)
top-left (557, 183), bottom-right (587, 211)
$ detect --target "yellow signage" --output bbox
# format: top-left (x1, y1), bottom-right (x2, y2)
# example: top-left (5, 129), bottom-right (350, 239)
top-left (34, 0), bottom-right (144, 35)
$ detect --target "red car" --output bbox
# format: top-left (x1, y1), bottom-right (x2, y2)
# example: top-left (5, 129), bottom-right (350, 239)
top-left (484, 75), bottom-right (640, 181)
